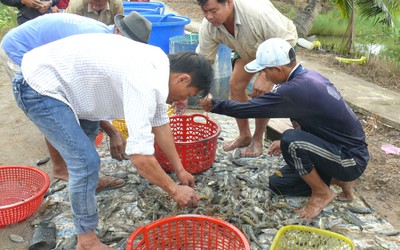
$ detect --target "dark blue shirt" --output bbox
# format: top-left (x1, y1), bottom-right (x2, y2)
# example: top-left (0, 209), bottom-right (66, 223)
top-left (211, 65), bottom-right (369, 166)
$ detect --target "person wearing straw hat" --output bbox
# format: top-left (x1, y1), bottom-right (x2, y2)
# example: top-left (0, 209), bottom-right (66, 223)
top-left (66, 0), bottom-right (123, 25)
top-left (1, 11), bottom-right (151, 192)
top-left (196, 0), bottom-right (298, 158)
top-left (15, 33), bottom-right (213, 250)
top-left (200, 38), bottom-right (369, 219)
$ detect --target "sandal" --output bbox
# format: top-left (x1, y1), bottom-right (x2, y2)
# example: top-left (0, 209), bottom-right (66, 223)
top-left (96, 176), bottom-right (125, 192)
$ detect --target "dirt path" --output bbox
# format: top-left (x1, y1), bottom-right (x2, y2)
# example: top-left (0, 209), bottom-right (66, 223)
top-left (0, 66), bottom-right (51, 249)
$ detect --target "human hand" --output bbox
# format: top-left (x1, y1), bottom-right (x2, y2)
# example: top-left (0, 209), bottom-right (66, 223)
top-left (251, 80), bottom-right (270, 98)
top-left (175, 169), bottom-right (195, 188)
top-left (21, 0), bottom-right (46, 9)
top-left (171, 184), bottom-right (200, 207)
top-left (199, 94), bottom-right (213, 112)
top-left (267, 140), bottom-right (281, 156)
top-left (172, 99), bottom-right (188, 115)
top-left (109, 131), bottom-right (127, 161)
top-left (38, 0), bottom-right (51, 13)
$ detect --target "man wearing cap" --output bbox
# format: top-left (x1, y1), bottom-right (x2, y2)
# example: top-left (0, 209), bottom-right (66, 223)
top-left (200, 38), bottom-right (369, 219)
top-left (196, 0), bottom-right (298, 158)
top-left (1, 11), bottom-right (152, 191)
top-left (67, 0), bottom-right (123, 25)
top-left (15, 33), bottom-right (212, 249)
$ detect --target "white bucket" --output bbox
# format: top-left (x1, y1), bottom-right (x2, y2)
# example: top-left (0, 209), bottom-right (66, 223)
top-left (297, 38), bottom-right (314, 50)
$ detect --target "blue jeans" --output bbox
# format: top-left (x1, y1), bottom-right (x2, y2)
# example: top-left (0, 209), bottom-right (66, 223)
top-left (12, 72), bottom-right (100, 234)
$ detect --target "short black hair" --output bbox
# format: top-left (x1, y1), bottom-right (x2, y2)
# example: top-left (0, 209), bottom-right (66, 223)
top-left (197, 0), bottom-right (226, 7)
top-left (168, 52), bottom-right (214, 98)
top-left (285, 48), bottom-right (297, 67)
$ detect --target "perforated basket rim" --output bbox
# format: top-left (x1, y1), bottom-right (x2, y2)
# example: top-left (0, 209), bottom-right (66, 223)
top-left (270, 225), bottom-right (355, 250)
top-left (167, 114), bottom-right (221, 144)
top-left (0, 166), bottom-right (50, 210)
top-left (114, 114), bottom-right (222, 143)
top-left (126, 214), bottom-right (250, 250)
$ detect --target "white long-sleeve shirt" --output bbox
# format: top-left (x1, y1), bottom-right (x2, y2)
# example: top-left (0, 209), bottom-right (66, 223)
top-left (21, 33), bottom-right (170, 155)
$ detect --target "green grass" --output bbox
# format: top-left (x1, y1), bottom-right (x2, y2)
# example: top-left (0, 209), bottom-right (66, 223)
top-left (309, 8), bottom-right (392, 37)
top-left (0, 3), bottom-right (18, 38)
top-left (307, 6), bottom-right (399, 62)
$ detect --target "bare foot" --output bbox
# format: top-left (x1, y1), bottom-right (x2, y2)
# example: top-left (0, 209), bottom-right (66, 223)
top-left (336, 192), bottom-right (355, 202)
top-left (95, 177), bottom-right (125, 192)
top-left (331, 178), bottom-right (356, 202)
top-left (76, 231), bottom-right (114, 250)
top-left (240, 139), bottom-right (263, 158)
top-left (222, 136), bottom-right (251, 152)
top-left (295, 189), bottom-right (335, 219)
top-left (53, 175), bottom-right (125, 192)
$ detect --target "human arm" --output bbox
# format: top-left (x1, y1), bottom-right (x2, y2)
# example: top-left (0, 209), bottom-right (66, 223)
top-left (195, 19), bottom-right (220, 65)
top-left (152, 123), bottom-right (195, 187)
top-left (65, 0), bottom-right (83, 15)
top-left (200, 96), bottom-right (277, 119)
top-left (251, 71), bottom-right (275, 98)
top-left (130, 154), bottom-right (199, 207)
top-left (112, 0), bottom-right (123, 16)
top-left (99, 120), bottom-right (126, 161)
top-left (1, 0), bottom-right (44, 9)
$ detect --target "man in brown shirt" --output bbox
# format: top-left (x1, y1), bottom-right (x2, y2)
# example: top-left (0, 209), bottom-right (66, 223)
top-left (67, 0), bottom-right (123, 24)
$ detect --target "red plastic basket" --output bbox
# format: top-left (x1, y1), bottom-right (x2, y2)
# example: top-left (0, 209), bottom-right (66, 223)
top-left (154, 114), bottom-right (221, 174)
top-left (95, 131), bottom-right (104, 146)
top-left (126, 215), bottom-right (250, 250)
top-left (0, 166), bottom-right (50, 227)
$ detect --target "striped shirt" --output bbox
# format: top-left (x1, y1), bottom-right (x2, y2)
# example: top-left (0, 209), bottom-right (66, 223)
top-left (21, 33), bottom-right (170, 155)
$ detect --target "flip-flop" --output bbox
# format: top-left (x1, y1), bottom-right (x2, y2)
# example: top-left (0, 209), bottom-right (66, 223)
top-left (96, 176), bottom-right (125, 192)
top-left (29, 221), bottom-right (56, 250)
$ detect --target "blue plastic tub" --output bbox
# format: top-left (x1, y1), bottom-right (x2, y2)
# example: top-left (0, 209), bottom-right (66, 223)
top-left (144, 14), bottom-right (191, 54)
top-left (169, 33), bottom-right (199, 54)
top-left (169, 34), bottom-right (232, 107)
top-left (123, 2), bottom-right (165, 15)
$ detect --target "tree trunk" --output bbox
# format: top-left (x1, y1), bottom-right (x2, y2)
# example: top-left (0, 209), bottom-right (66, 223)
top-left (341, 1), bottom-right (355, 54)
top-left (293, 0), bottom-right (325, 38)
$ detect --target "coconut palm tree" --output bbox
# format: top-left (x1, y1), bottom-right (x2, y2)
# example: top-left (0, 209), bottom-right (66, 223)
top-left (293, 0), bottom-right (399, 53)
top-left (338, 0), bottom-right (399, 53)
top-left (293, 0), bottom-right (325, 39)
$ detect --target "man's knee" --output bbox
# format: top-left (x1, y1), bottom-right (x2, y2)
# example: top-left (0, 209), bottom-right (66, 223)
top-left (281, 129), bottom-right (298, 145)
top-left (269, 167), bottom-right (312, 197)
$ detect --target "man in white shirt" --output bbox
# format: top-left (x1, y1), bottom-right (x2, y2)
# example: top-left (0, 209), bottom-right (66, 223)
top-left (16, 33), bottom-right (213, 250)
top-left (196, 0), bottom-right (298, 157)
